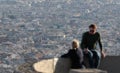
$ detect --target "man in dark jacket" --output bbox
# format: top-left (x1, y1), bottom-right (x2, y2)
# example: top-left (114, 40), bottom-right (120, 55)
top-left (81, 24), bottom-right (105, 68)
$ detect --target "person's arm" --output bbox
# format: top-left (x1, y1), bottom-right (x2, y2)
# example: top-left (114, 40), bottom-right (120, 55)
top-left (80, 33), bottom-right (87, 50)
top-left (61, 49), bottom-right (72, 58)
top-left (98, 33), bottom-right (102, 52)
top-left (98, 33), bottom-right (106, 58)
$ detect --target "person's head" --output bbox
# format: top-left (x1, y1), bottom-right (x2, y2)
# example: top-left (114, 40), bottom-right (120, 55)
top-left (72, 39), bottom-right (80, 49)
top-left (89, 24), bottom-right (97, 34)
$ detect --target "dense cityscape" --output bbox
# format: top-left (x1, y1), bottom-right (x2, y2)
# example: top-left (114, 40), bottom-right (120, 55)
top-left (0, 0), bottom-right (120, 72)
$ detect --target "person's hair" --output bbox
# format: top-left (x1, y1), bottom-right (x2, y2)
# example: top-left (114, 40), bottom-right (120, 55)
top-left (89, 24), bottom-right (97, 29)
top-left (72, 39), bottom-right (80, 49)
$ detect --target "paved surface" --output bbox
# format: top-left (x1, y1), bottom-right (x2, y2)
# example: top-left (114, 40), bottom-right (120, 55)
top-left (69, 69), bottom-right (107, 73)
top-left (16, 56), bottom-right (120, 73)
top-left (99, 56), bottom-right (120, 73)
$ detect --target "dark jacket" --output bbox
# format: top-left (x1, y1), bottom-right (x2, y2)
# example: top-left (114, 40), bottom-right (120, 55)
top-left (61, 49), bottom-right (83, 69)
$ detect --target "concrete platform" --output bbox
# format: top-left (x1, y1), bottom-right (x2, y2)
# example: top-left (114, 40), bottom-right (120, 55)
top-left (69, 69), bottom-right (107, 73)
top-left (99, 56), bottom-right (120, 73)
top-left (33, 56), bottom-right (120, 73)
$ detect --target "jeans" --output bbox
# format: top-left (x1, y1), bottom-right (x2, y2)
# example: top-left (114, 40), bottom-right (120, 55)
top-left (83, 50), bottom-right (101, 68)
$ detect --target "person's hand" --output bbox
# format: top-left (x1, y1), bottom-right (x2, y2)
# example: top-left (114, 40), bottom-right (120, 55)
top-left (101, 51), bottom-right (106, 59)
top-left (84, 48), bottom-right (89, 54)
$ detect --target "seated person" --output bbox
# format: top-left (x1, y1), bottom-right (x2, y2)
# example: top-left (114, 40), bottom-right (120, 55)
top-left (81, 24), bottom-right (106, 68)
top-left (61, 39), bottom-right (84, 69)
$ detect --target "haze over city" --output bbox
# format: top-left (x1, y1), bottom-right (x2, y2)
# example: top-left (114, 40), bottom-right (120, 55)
top-left (0, 0), bottom-right (120, 72)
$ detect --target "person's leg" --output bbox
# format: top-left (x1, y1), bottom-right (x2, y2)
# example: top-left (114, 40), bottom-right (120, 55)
top-left (92, 50), bottom-right (101, 68)
top-left (84, 50), bottom-right (94, 68)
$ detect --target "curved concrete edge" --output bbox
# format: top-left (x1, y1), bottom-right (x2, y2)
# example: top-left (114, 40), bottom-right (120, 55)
top-left (33, 58), bottom-right (71, 73)
top-left (33, 59), bottom-right (54, 73)
top-left (33, 56), bottom-right (120, 73)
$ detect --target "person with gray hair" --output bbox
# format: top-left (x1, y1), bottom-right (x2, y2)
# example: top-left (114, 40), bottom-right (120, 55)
top-left (61, 39), bottom-right (84, 69)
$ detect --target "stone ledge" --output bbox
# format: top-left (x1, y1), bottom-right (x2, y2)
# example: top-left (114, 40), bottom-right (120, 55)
top-left (69, 69), bottom-right (107, 73)
top-left (17, 56), bottom-right (120, 73)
